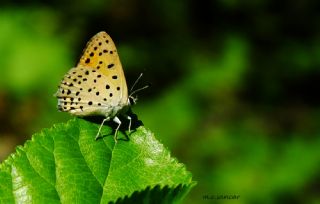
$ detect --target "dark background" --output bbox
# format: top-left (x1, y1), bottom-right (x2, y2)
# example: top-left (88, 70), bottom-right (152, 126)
top-left (0, 1), bottom-right (319, 203)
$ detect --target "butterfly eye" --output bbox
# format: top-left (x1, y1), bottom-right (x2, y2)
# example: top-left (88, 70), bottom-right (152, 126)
top-left (129, 96), bottom-right (137, 105)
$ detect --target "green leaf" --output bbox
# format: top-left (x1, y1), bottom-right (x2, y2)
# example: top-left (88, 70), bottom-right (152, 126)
top-left (0, 118), bottom-right (195, 204)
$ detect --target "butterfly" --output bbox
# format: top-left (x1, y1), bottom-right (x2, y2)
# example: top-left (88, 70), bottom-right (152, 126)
top-left (55, 31), bottom-right (145, 142)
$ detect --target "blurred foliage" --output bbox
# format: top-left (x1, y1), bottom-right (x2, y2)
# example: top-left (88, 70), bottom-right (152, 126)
top-left (0, 0), bottom-right (320, 203)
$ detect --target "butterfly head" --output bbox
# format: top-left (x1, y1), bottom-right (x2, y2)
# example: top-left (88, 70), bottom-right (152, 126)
top-left (128, 95), bottom-right (138, 105)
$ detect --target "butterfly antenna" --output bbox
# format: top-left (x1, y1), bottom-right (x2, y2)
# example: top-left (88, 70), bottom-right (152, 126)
top-left (129, 85), bottom-right (149, 97)
top-left (130, 73), bottom-right (143, 92)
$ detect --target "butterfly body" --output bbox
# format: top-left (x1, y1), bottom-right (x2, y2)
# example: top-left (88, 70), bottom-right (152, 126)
top-left (55, 31), bottom-right (132, 141)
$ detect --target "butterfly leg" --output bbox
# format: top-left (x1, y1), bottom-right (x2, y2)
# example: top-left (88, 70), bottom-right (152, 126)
top-left (123, 114), bottom-right (132, 133)
top-left (113, 116), bottom-right (122, 143)
top-left (95, 117), bottom-right (110, 140)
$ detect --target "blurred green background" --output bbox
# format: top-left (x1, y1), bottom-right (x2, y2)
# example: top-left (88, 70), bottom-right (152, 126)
top-left (0, 1), bottom-right (320, 203)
